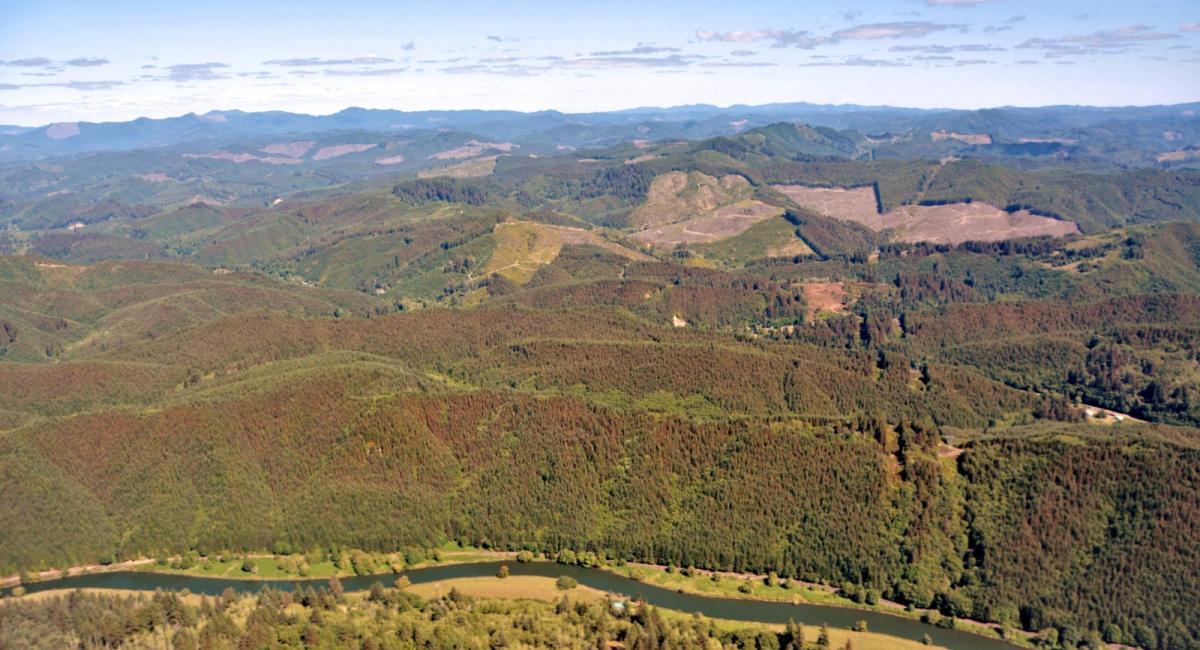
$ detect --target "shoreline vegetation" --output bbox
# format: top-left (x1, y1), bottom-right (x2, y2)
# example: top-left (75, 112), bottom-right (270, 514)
top-left (1, 543), bottom-right (1028, 647)
top-left (0, 576), bottom-right (949, 650)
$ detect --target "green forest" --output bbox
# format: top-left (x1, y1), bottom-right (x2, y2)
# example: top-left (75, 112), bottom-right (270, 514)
top-left (2, 119), bottom-right (1200, 649)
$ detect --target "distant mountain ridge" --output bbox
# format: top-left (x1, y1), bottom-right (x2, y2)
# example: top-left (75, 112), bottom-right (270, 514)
top-left (3, 102), bottom-right (1197, 163)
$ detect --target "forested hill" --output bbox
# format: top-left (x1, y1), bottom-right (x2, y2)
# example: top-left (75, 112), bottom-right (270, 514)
top-left (2, 108), bottom-right (1200, 649)
top-left (3, 101), bottom-right (1198, 166)
top-left (2, 217), bottom-right (1200, 647)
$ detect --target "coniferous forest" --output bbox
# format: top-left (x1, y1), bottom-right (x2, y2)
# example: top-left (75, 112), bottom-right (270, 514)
top-left (2, 101), bottom-right (1200, 650)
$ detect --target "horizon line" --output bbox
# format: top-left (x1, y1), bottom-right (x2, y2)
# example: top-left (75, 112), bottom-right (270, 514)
top-left (7, 99), bottom-right (1200, 130)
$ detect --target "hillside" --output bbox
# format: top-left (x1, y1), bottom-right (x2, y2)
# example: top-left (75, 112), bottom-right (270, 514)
top-left (2, 107), bottom-right (1200, 649)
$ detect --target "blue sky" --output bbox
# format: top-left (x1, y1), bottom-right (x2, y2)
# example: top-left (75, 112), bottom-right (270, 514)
top-left (1, 0), bottom-right (1198, 125)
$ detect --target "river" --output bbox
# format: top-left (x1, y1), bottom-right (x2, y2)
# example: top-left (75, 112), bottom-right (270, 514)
top-left (1, 561), bottom-right (1018, 650)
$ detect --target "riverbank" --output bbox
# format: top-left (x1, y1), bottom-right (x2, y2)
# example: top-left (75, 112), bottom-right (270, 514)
top-left (407, 575), bottom-right (944, 650)
top-left (1, 576), bottom-right (951, 650)
top-left (2, 543), bottom-right (514, 588)
top-left (0, 558), bottom-right (155, 589)
top-left (128, 547), bottom-right (516, 581)
top-left (0, 561), bottom-right (1020, 649)
top-left (599, 561), bottom-right (1029, 647)
top-left (3, 549), bottom-right (1026, 648)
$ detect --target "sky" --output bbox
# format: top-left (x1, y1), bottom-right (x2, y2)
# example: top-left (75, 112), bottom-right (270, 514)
top-left (1, 0), bottom-right (1199, 126)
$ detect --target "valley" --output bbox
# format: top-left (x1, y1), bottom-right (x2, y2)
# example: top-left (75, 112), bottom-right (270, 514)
top-left (1, 103), bottom-right (1198, 650)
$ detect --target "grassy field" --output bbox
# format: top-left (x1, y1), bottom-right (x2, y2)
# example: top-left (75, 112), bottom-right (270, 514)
top-left (406, 575), bottom-right (607, 602)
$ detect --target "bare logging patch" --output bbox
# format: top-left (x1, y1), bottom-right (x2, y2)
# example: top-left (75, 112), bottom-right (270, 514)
top-left (774, 185), bottom-right (1078, 245)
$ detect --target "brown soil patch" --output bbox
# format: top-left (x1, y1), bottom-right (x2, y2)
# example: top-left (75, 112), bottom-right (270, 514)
top-left (802, 282), bottom-right (846, 317)
top-left (312, 143), bottom-right (376, 160)
top-left (260, 141), bottom-right (315, 157)
top-left (374, 154), bottom-right (407, 165)
top-left (630, 199), bottom-right (781, 245)
top-left (406, 576), bottom-right (607, 603)
top-left (137, 172), bottom-right (171, 183)
top-left (878, 203), bottom-right (1078, 244)
top-left (774, 185), bottom-right (878, 222)
top-left (774, 185), bottom-right (1078, 244)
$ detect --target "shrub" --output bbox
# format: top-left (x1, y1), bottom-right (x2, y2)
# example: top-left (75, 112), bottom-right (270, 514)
top-left (555, 576), bottom-right (577, 590)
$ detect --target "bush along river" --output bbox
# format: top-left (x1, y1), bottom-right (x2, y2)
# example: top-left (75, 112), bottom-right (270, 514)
top-left (1, 561), bottom-right (1018, 650)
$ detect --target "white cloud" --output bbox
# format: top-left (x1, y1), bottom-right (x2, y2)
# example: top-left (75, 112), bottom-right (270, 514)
top-left (833, 22), bottom-right (962, 40)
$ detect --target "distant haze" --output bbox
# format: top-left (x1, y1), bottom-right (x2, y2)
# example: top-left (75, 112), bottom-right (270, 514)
top-left (1, 0), bottom-right (1198, 125)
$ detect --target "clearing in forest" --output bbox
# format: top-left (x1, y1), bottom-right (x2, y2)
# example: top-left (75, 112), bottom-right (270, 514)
top-left (631, 200), bottom-right (783, 245)
top-left (773, 184), bottom-right (1078, 244)
top-left (774, 185), bottom-right (879, 222)
top-left (311, 143), bottom-right (376, 160)
top-left (431, 141), bottom-right (517, 160)
top-left (631, 171), bottom-right (756, 229)
top-left (484, 221), bottom-right (650, 284)
top-left (802, 282), bottom-right (847, 317)
top-left (418, 156), bottom-right (498, 179)
top-left (874, 202), bottom-right (1079, 244)
top-left (630, 171), bottom-right (784, 245)
top-left (260, 141), bottom-right (315, 157)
